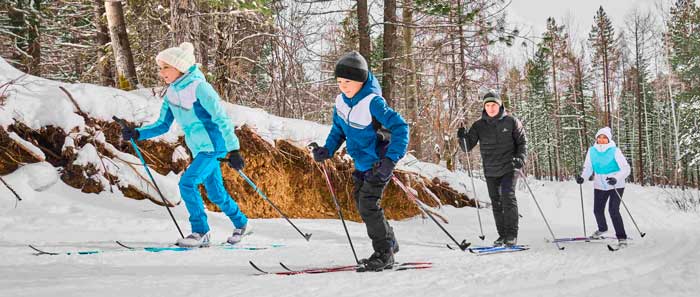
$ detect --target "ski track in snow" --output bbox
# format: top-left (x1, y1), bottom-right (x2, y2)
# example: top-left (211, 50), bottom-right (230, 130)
top-left (1, 167), bottom-right (699, 297)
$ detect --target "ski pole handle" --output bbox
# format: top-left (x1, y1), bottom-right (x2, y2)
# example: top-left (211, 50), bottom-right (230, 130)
top-left (112, 116), bottom-right (128, 129)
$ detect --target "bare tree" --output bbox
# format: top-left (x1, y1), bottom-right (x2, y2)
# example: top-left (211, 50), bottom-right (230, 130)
top-left (382, 0), bottom-right (397, 106)
top-left (358, 0), bottom-right (371, 64)
top-left (94, 0), bottom-right (113, 86)
top-left (105, 0), bottom-right (139, 90)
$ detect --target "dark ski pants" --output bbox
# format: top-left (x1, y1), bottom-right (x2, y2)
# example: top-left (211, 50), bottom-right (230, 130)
top-left (593, 188), bottom-right (627, 239)
top-left (352, 170), bottom-right (396, 253)
top-left (485, 172), bottom-right (518, 239)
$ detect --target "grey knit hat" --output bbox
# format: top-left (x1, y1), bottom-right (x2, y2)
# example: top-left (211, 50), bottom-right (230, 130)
top-left (334, 51), bottom-right (369, 82)
top-left (483, 91), bottom-right (502, 106)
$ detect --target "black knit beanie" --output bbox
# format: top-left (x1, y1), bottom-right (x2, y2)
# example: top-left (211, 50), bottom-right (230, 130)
top-left (334, 51), bottom-right (369, 83)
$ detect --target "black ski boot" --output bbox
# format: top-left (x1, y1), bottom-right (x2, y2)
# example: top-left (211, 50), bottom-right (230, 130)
top-left (493, 236), bottom-right (505, 247)
top-left (357, 250), bottom-right (394, 272)
top-left (504, 236), bottom-right (518, 247)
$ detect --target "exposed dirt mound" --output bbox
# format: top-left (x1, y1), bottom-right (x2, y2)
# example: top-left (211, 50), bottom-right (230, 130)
top-left (1, 117), bottom-right (475, 221)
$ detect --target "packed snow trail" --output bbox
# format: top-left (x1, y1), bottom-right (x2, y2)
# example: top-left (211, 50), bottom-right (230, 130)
top-left (1, 163), bottom-right (698, 297)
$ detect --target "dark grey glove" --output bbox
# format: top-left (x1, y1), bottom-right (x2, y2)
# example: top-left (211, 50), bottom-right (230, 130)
top-left (312, 146), bottom-right (330, 162)
top-left (512, 157), bottom-right (524, 169)
top-left (121, 127), bottom-right (139, 141)
top-left (606, 177), bottom-right (617, 186)
top-left (457, 127), bottom-right (468, 152)
top-left (227, 150), bottom-right (245, 170)
top-left (575, 175), bottom-right (584, 184)
top-left (368, 158), bottom-right (396, 183)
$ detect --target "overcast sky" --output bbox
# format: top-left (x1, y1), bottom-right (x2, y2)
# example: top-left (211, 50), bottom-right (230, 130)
top-left (500, 0), bottom-right (683, 66)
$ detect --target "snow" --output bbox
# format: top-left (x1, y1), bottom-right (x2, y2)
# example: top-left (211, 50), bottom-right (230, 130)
top-left (1, 166), bottom-right (699, 297)
top-left (2, 57), bottom-right (699, 297)
top-left (8, 131), bottom-right (45, 161)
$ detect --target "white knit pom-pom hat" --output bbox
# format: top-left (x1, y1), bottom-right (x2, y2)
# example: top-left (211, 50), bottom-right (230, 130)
top-left (156, 42), bottom-right (196, 73)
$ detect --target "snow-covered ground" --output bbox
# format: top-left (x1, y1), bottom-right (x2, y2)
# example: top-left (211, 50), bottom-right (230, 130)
top-left (2, 57), bottom-right (699, 296)
top-left (1, 161), bottom-right (698, 297)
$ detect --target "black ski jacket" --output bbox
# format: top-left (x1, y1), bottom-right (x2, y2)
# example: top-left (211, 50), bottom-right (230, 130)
top-left (464, 107), bottom-right (527, 177)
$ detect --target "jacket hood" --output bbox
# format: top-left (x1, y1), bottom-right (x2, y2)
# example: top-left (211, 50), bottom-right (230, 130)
top-left (171, 65), bottom-right (205, 91)
top-left (595, 127), bottom-right (613, 142)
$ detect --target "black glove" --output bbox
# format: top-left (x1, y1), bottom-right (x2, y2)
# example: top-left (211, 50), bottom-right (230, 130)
top-left (121, 126), bottom-right (139, 141)
top-left (606, 177), bottom-right (617, 186)
top-left (575, 175), bottom-right (584, 184)
top-left (457, 127), bottom-right (468, 152)
top-left (512, 157), bottom-right (524, 169)
top-left (227, 150), bottom-right (245, 170)
top-left (368, 158), bottom-right (396, 183)
top-left (312, 146), bottom-right (331, 162)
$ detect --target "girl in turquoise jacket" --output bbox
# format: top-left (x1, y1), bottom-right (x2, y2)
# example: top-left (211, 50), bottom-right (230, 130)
top-left (121, 42), bottom-right (248, 247)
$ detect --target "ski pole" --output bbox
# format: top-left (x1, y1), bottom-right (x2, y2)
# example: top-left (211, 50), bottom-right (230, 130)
top-left (113, 116), bottom-right (184, 239)
top-left (392, 176), bottom-right (471, 251)
top-left (612, 187), bottom-right (646, 238)
top-left (461, 138), bottom-right (485, 240)
top-left (0, 176), bottom-right (22, 201)
top-left (232, 168), bottom-right (312, 241)
top-left (308, 142), bottom-right (358, 263)
top-left (516, 169), bottom-right (565, 250)
top-left (579, 183), bottom-right (588, 242)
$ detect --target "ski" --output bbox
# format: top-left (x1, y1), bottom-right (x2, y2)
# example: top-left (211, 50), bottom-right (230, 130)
top-left (28, 241), bottom-right (283, 256)
top-left (116, 240), bottom-right (283, 251)
top-left (468, 245), bottom-right (530, 255)
top-left (547, 236), bottom-right (621, 243)
top-left (28, 244), bottom-right (99, 256)
top-left (250, 261), bottom-right (432, 275)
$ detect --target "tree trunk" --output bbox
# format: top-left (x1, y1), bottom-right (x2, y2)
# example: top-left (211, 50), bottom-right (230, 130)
top-left (105, 0), bottom-right (139, 90)
top-left (357, 0), bottom-right (371, 64)
top-left (403, 0), bottom-right (420, 156)
top-left (550, 44), bottom-right (562, 181)
top-left (26, 0), bottom-right (41, 75)
top-left (381, 0), bottom-right (397, 106)
top-left (94, 0), bottom-right (113, 86)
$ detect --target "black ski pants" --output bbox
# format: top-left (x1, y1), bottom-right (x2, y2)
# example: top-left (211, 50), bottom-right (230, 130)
top-left (485, 172), bottom-right (518, 239)
top-left (352, 170), bottom-right (396, 253)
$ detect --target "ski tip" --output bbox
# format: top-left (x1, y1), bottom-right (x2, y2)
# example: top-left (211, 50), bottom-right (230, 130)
top-left (446, 244), bottom-right (454, 250)
top-left (115, 240), bottom-right (134, 250)
top-left (607, 244), bottom-right (617, 252)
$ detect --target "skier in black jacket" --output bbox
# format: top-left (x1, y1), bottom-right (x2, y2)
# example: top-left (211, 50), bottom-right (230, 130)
top-left (457, 91), bottom-right (527, 247)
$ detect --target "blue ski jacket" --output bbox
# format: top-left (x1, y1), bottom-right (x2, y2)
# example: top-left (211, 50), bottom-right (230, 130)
top-left (323, 71), bottom-right (409, 171)
top-left (137, 65), bottom-right (239, 156)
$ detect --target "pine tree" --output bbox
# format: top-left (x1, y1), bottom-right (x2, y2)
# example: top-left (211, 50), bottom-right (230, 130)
top-left (589, 6), bottom-right (618, 127)
top-left (668, 0), bottom-right (700, 169)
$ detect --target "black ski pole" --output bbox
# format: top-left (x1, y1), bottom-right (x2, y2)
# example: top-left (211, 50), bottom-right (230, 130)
top-left (231, 168), bottom-right (312, 241)
top-left (516, 169), bottom-right (565, 250)
top-left (0, 176), bottom-right (22, 201)
top-left (392, 176), bottom-right (471, 251)
top-left (113, 116), bottom-right (184, 238)
top-left (612, 187), bottom-right (646, 238)
top-left (579, 183), bottom-right (588, 241)
top-left (308, 142), bottom-right (358, 263)
top-left (462, 138), bottom-right (485, 240)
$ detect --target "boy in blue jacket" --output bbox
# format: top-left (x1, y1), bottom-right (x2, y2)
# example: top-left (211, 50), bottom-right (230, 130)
top-left (312, 51), bottom-right (409, 271)
top-left (121, 42), bottom-right (248, 247)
